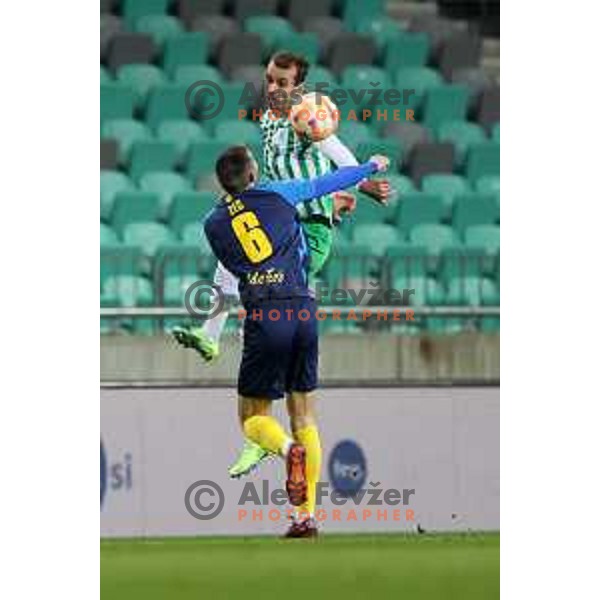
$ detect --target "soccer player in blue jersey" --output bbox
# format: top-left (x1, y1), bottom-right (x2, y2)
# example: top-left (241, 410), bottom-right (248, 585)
top-left (202, 146), bottom-right (389, 537)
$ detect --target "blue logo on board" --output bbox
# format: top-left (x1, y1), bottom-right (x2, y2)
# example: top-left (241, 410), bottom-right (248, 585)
top-left (328, 440), bottom-right (367, 497)
top-left (100, 438), bottom-right (133, 510)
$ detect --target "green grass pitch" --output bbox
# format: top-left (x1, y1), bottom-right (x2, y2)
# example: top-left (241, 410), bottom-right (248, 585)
top-left (101, 532), bottom-right (499, 599)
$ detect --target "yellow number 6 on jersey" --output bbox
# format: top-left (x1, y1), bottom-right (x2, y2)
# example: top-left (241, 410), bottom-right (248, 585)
top-left (231, 211), bottom-right (273, 263)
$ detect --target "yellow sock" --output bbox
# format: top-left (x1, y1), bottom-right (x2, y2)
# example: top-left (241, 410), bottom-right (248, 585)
top-left (294, 425), bottom-right (321, 518)
top-left (243, 415), bottom-right (291, 456)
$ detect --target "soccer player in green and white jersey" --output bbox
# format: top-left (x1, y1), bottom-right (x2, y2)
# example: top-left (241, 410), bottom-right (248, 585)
top-left (173, 51), bottom-right (390, 477)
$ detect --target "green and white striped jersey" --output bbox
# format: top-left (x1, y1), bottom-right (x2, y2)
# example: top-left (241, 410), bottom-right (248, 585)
top-left (261, 110), bottom-right (334, 222)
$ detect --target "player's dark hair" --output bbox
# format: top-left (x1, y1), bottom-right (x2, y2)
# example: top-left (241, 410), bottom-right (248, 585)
top-left (271, 51), bottom-right (309, 86)
top-left (215, 146), bottom-right (255, 195)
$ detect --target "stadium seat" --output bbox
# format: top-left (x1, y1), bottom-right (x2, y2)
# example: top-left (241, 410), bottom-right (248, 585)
top-left (386, 244), bottom-right (428, 281)
top-left (176, 0), bottom-right (226, 28)
top-left (395, 67), bottom-right (443, 111)
top-left (383, 33), bottom-right (429, 71)
top-left (437, 120), bottom-right (486, 165)
top-left (244, 16), bottom-right (295, 58)
top-left (437, 32), bottom-right (481, 79)
top-left (129, 141), bottom-right (178, 182)
top-left (451, 67), bottom-right (494, 111)
top-left (162, 273), bottom-right (204, 307)
top-left (214, 120), bottom-right (262, 148)
top-left (162, 33), bottom-right (209, 77)
top-left (101, 171), bottom-right (135, 222)
top-left (394, 193), bottom-right (445, 234)
top-left (464, 225), bottom-right (500, 275)
top-left (186, 141), bottom-right (230, 183)
top-left (476, 85), bottom-right (500, 133)
top-left (383, 121), bottom-right (431, 161)
top-left (445, 277), bottom-right (498, 306)
top-left (352, 196), bottom-right (392, 225)
top-left (139, 171), bottom-right (192, 217)
top-left (192, 83), bottom-right (248, 134)
top-left (100, 139), bottom-right (119, 170)
top-left (103, 275), bottom-right (154, 307)
top-left (145, 85), bottom-right (190, 128)
top-left (116, 64), bottom-right (167, 110)
top-left (190, 16), bottom-right (240, 60)
top-left (233, 0), bottom-right (279, 21)
top-left (101, 245), bottom-right (145, 288)
top-left (409, 223), bottom-right (460, 256)
top-left (286, 0), bottom-right (334, 29)
top-left (422, 85), bottom-right (470, 131)
top-left (343, 0), bottom-right (386, 31)
top-left (174, 65), bottom-right (224, 88)
top-left (438, 246), bottom-right (485, 283)
top-left (327, 34), bottom-right (377, 77)
top-left (154, 245), bottom-right (213, 281)
top-left (407, 142), bottom-right (455, 185)
top-left (387, 174), bottom-right (416, 201)
top-left (392, 274), bottom-right (445, 307)
top-left (475, 174), bottom-right (500, 196)
top-left (341, 66), bottom-right (392, 97)
top-left (133, 15), bottom-right (184, 48)
top-left (492, 122), bottom-right (500, 143)
top-left (123, 222), bottom-right (175, 258)
top-left (305, 65), bottom-right (338, 92)
top-left (101, 119), bottom-right (153, 165)
top-left (337, 122), bottom-right (374, 152)
top-left (408, 14), bottom-right (467, 54)
top-left (122, 0), bottom-right (169, 28)
top-left (217, 33), bottom-right (263, 78)
top-left (156, 120), bottom-right (209, 165)
top-left (101, 15), bottom-right (123, 61)
top-left (229, 66), bottom-right (264, 106)
top-left (277, 33), bottom-right (320, 65)
top-left (100, 65), bottom-right (112, 84)
top-left (352, 224), bottom-right (399, 256)
top-left (100, 84), bottom-right (135, 123)
top-left (354, 15), bottom-right (405, 54)
top-left (101, 223), bottom-right (120, 247)
top-left (465, 143), bottom-right (500, 184)
top-left (169, 191), bottom-right (214, 236)
top-left (181, 223), bottom-right (214, 253)
top-left (302, 18), bottom-right (344, 58)
top-left (106, 33), bottom-right (157, 73)
top-left (421, 173), bottom-right (470, 214)
top-left (324, 244), bottom-right (376, 287)
top-left (452, 194), bottom-right (499, 234)
top-left (111, 191), bottom-right (161, 234)
top-left (355, 139), bottom-right (402, 173)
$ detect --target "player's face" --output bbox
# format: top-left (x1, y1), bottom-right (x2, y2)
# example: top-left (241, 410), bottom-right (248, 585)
top-left (265, 61), bottom-right (299, 112)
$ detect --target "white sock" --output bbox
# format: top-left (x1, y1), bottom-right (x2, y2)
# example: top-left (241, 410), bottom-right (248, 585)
top-left (202, 309), bottom-right (229, 342)
top-left (282, 438), bottom-right (293, 458)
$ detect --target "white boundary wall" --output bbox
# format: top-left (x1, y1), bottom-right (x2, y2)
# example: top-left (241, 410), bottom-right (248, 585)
top-left (101, 387), bottom-right (499, 537)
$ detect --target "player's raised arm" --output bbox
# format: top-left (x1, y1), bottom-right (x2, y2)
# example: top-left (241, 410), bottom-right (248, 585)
top-left (263, 156), bottom-right (390, 206)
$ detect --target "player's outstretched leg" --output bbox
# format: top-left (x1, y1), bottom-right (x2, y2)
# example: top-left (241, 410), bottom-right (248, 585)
top-left (171, 325), bottom-right (220, 363)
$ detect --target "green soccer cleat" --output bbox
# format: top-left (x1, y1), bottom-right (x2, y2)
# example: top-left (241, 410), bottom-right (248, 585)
top-left (228, 439), bottom-right (272, 479)
top-left (171, 326), bottom-right (219, 363)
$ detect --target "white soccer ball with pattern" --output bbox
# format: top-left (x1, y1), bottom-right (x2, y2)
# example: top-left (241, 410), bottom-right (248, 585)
top-left (290, 93), bottom-right (339, 142)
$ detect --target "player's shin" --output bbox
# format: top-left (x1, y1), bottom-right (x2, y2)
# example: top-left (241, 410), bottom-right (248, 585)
top-left (294, 424), bottom-right (322, 519)
top-left (242, 412), bottom-right (293, 457)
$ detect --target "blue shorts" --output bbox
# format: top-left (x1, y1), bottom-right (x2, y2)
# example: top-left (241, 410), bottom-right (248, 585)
top-left (238, 297), bottom-right (318, 400)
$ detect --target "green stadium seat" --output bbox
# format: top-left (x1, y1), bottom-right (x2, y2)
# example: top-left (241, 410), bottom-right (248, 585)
top-left (214, 120), bottom-right (262, 148)
top-left (123, 222), bottom-right (175, 258)
top-left (169, 191), bottom-right (214, 235)
top-left (387, 174), bottom-right (416, 197)
top-left (409, 224), bottom-right (460, 255)
top-left (337, 122), bottom-right (374, 152)
top-left (384, 33), bottom-right (429, 72)
top-left (343, 0), bottom-right (385, 31)
top-left (139, 171), bottom-right (192, 217)
top-left (101, 171), bottom-right (135, 222)
top-left (111, 191), bottom-right (161, 234)
top-left (341, 66), bottom-right (392, 94)
top-left (492, 122), bottom-right (500, 143)
top-left (453, 193), bottom-right (499, 234)
top-left (393, 193), bottom-right (445, 234)
top-left (101, 119), bottom-right (153, 165)
top-left (116, 65), bottom-right (167, 110)
top-left (244, 16), bottom-right (295, 57)
top-left (421, 173), bottom-right (470, 214)
top-left (162, 274), bottom-right (203, 307)
top-left (438, 247), bottom-right (485, 283)
top-left (480, 316), bottom-right (500, 332)
top-left (154, 245), bottom-right (213, 281)
top-left (101, 84), bottom-right (135, 123)
top-left (356, 139), bottom-right (402, 172)
top-left (352, 224), bottom-right (399, 256)
top-left (182, 223), bottom-right (213, 253)
top-left (475, 174), bottom-right (500, 196)
top-left (173, 64), bottom-right (224, 87)
top-left (103, 275), bottom-right (155, 333)
top-left (146, 84), bottom-right (191, 128)
top-left (386, 244), bottom-right (427, 280)
top-left (129, 140), bottom-right (178, 181)
top-left (101, 65), bottom-right (112, 84)
top-left (134, 15), bottom-right (183, 48)
top-left (395, 67), bottom-right (443, 112)
top-left (324, 244), bottom-right (376, 288)
top-left (156, 120), bottom-right (209, 165)
top-left (423, 85), bottom-right (470, 131)
top-left (101, 223), bottom-right (120, 246)
top-left (122, 0), bottom-right (169, 28)
top-left (162, 33), bottom-right (209, 77)
top-left (446, 277), bottom-right (498, 306)
top-left (353, 15), bottom-right (405, 53)
top-left (392, 274), bottom-right (445, 307)
top-left (101, 245), bottom-right (145, 288)
top-left (352, 196), bottom-right (393, 225)
top-left (464, 224), bottom-right (500, 253)
top-left (278, 33), bottom-right (320, 65)
top-left (186, 141), bottom-right (230, 183)
top-left (305, 65), bottom-right (338, 93)
top-left (465, 142), bottom-right (500, 184)
top-left (437, 120), bottom-right (486, 165)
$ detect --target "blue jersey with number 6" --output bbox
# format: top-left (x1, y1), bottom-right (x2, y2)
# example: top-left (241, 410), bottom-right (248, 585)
top-left (203, 162), bottom-right (378, 305)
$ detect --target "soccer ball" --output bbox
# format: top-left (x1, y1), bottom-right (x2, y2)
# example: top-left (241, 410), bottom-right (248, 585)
top-left (290, 93), bottom-right (339, 142)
